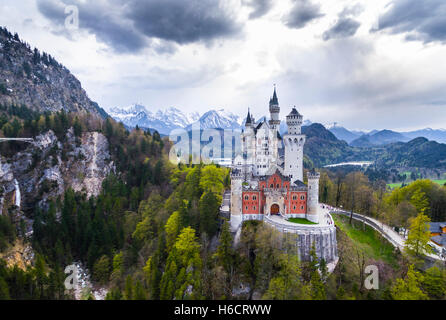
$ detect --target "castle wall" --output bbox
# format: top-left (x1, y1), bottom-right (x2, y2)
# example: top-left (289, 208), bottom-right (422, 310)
top-left (264, 217), bottom-right (338, 263)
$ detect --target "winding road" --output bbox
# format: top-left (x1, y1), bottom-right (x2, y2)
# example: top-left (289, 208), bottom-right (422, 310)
top-left (328, 205), bottom-right (444, 263)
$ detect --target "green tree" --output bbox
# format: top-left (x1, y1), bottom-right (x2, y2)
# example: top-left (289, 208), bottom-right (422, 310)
top-left (263, 253), bottom-right (310, 300)
top-left (198, 191), bottom-right (221, 238)
top-left (165, 211), bottom-right (181, 251)
top-left (160, 227), bottom-right (202, 300)
top-left (405, 212), bottom-right (432, 257)
top-left (391, 265), bottom-right (428, 300)
top-left (421, 267), bottom-right (446, 299)
top-left (93, 255), bottom-right (111, 284)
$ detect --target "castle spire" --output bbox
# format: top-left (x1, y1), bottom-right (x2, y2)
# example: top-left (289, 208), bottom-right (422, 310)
top-left (271, 85), bottom-right (278, 105)
top-left (245, 108), bottom-right (252, 126)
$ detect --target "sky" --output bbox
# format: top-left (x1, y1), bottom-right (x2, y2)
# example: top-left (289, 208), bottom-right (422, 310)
top-left (1, 0), bottom-right (446, 131)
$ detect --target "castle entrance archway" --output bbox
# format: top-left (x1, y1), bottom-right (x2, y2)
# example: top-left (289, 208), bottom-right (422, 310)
top-left (270, 204), bottom-right (280, 215)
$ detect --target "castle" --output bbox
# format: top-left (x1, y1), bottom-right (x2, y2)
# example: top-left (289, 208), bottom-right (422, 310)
top-left (229, 87), bottom-right (338, 263)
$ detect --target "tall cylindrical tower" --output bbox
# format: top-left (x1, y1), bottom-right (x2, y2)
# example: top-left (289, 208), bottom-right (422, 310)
top-left (284, 107), bottom-right (305, 182)
top-left (306, 169), bottom-right (320, 223)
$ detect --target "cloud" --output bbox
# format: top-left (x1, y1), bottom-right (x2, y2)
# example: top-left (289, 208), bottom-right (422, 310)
top-left (339, 3), bottom-right (364, 19)
top-left (323, 18), bottom-right (361, 41)
top-left (283, 0), bottom-right (324, 29)
top-left (372, 0), bottom-right (446, 43)
top-left (126, 0), bottom-right (242, 45)
top-left (36, 0), bottom-right (243, 53)
top-left (273, 37), bottom-right (446, 130)
top-left (242, 0), bottom-right (274, 19)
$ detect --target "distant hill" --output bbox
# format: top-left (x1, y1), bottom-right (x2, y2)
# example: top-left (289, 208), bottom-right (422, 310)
top-left (350, 130), bottom-right (410, 147)
top-left (328, 125), bottom-right (360, 143)
top-left (329, 124), bottom-right (446, 146)
top-left (401, 128), bottom-right (446, 144)
top-left (0, 27), bottom-right (107, 118)
top-left (376, 137), bottom-right (446, 169)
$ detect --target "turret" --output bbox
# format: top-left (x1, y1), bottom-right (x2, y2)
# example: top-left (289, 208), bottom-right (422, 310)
top-left (268, 86), bottom-right (280, 130)
top-left (286, 107), bottom-right (303, 135)
top-left (306, 169), bottom-right (320, 223)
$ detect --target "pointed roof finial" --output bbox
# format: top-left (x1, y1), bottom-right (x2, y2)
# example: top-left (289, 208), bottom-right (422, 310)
top-left (245, 108), bottom-right (252, 125)
top-left (270, 84), bottom-right (278, 105)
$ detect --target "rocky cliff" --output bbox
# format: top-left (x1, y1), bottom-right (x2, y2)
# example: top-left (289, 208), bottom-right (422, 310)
top-left (0, 128), bottom-right (114, 223)
top-left (0, 27), bottom-right (107, 117)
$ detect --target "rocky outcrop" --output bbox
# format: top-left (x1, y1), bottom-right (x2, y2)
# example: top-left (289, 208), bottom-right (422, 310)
top-left (70, 131), bottom-right (114, 198)
top-left (0, 129), bottom-right (114, 217)
top-left (0, 27), bottom-right (107, 117)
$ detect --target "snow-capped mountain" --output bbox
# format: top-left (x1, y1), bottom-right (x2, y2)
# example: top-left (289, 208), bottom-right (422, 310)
top-left (185, 109), bottom-right (241, 131)
top-left (108, 104), bottom-right (196, 134)
top-left (108, 104), bottom-right (241, 135)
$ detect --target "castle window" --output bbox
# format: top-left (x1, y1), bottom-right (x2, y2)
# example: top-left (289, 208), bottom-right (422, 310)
top-left (293, 206), bottom-right (296, 210)
top-left (245, 206), bottom-right (248, 210)
top-left (276, 184), bottom-right (280, 188)
top-left (244, 195), bottom-right (249, 200)
top-left (300, 195), bottom-right (305, 200)
top-left (292, 195), bottom-right (297, 200)
top-left (270, 184), bottom-right (274, 188)
top-left (253, 206), bottom-right (256, 210)
top-left (253, 195), bottom-right (257, 200)
top-left (301, 206), bottom-right (304, 210)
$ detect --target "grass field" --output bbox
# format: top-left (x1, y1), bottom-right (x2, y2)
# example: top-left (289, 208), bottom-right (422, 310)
top-left (332, 214), bottom-right (399, 267)
top-left (287, 217), bottom-right (318, 225)
top-left (387, 179), bottom-right (446, 189)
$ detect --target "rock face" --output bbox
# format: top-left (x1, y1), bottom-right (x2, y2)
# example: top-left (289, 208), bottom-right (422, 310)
top-left (0, 129), bottom-right (114, 217)
top-left (0, 27), bottom-right (107, 117)
top-left (70, 131), bottom-right (114, 198)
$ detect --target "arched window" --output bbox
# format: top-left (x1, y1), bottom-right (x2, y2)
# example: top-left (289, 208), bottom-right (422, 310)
top-left (253, 195), bottom-right (257, 200)
top-left (300, 195), bottom-right (305, 200)
top-left (270, 184), bottom-right (274, 188)
top-left (244, 195), bottom-right (249, 200)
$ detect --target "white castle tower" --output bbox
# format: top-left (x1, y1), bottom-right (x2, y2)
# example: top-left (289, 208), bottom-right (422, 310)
top-left (268, 86), bottom-right (280, 131)
top-left (283, 107), bottom-right (306, 182)
top-left (306, 169), bottom-right (320, 223)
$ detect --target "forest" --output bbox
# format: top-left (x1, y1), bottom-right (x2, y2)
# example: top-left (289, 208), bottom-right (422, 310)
top-left (0, 106), bottom-right (446, 300)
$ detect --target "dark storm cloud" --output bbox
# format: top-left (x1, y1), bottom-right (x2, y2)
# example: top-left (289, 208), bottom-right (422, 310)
top-left (36, 0), bottom-right (242, 53)
top-left (242, 0), bottom-right (274, 19)
top-left (372, 0), bottom-right (446, 43)
top-left (126, 0), bottom-right (241, 44)
top-left (323, 18), bottom-right (361, 41)
top-left (283, 0), bottom-right (324, 29)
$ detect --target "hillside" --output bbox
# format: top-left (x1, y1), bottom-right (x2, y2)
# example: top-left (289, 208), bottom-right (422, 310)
top-left (0, 27), bottom-right (107, 118)
top-left (302, 123), bottom-right (365, 167)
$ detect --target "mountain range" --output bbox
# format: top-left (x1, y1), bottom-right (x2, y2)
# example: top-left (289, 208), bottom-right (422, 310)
top-left (108, 104), bottom-right (241, 135)
top-left (328, 125), bottom-right (446, 145)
